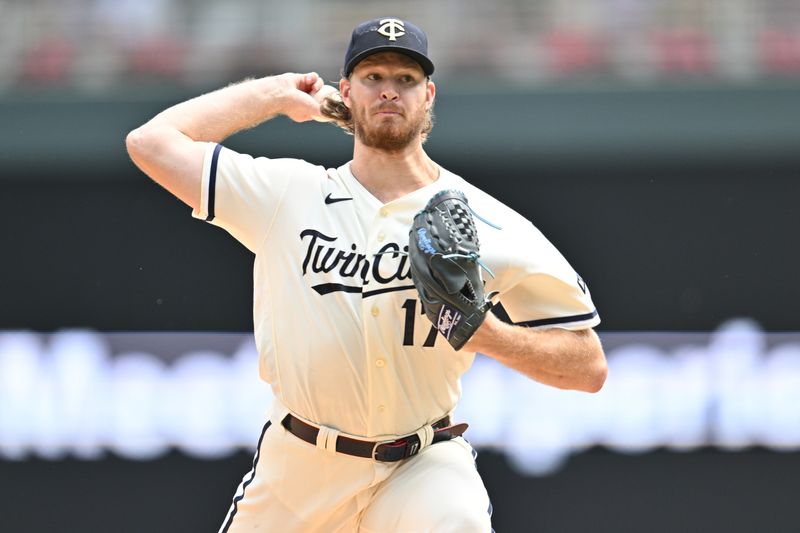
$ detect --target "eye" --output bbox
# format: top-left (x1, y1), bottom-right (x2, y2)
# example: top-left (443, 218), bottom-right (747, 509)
top-left (366, 73), bottom-right (381, 81)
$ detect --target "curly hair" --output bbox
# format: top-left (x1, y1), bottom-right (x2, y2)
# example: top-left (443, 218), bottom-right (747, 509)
top-left (318, 88), bottom-right (435, 143)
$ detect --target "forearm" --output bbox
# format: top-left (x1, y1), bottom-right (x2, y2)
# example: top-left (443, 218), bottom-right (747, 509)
top-left (465, 314), bottom-right (607, 392)
top-left (142, 76), bottom-right (287, 142)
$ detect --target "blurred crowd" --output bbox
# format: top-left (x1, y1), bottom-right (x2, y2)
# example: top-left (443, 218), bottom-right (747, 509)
top-left (2, 0), bottom-right (800, 91)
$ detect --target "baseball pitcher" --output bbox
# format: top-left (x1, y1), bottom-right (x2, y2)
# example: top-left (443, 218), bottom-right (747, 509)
top-left (126, 17), bottom-right (607, 533)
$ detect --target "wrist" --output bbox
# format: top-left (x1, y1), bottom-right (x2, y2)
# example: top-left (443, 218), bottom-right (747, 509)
top-left (251, 75), bottom-right (288, 116)
top-left (462, 312), bottom-right (505, 353)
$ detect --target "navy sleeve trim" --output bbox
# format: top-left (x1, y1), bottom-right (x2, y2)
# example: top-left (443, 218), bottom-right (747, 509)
top-left (516, 309), bottom-right (599, 328)
top-left (206, 143), bottom-right (223, 222)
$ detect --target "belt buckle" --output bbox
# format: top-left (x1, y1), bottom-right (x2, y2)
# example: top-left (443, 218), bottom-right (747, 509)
top-left (371, 438), bottom-right (398, 461)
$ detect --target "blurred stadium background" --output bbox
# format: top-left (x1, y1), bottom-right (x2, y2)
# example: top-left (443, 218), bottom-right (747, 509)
top-left (2, 1), bottom-right (800, 532)
top-left (4, 0), bottom-right (800, 86)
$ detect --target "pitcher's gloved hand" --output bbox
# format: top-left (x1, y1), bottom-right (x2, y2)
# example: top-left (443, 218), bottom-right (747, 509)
top-left (408, 190), bottom-right (496, 350)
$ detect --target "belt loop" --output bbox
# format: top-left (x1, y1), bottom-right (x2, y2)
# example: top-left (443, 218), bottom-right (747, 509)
top-left (316, 425), bottom-right (340, 454)
top-left (416, 424), bottom-right (435, 451)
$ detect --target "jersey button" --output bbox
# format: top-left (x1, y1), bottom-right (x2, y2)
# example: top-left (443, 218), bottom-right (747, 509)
top-left (379, 208), bottom-right (389, 218)
top-left (378, 405), bottom-right (386, 413)
top-left (377, 232), bottom-right (385, 242)
top-left (375, 359), bottom-right (385, 368)
top-left (371, 306), bottom-right (380, 317)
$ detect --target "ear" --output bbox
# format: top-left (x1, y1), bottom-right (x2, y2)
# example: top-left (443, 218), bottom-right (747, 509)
top-left (425, 79), bottom-right (436, 110)
top-left (339, 78), bottom-right (351, 108)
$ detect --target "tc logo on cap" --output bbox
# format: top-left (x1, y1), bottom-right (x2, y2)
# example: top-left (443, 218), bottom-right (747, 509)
top-left (343, 17), bottom-right (434, 76)
top-left (378, 18), bottom-right (405, 41)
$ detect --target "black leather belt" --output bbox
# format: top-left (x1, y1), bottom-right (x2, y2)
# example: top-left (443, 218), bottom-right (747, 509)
top-left (281, 414), bottom-right (468, 462)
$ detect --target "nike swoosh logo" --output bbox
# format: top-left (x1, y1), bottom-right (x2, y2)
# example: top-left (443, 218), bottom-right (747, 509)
top-left (324, 193), bottom-right (353, 205)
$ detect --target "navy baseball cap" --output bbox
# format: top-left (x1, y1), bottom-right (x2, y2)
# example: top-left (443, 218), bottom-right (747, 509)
top-left (343, 18), bottom-right (434, 77)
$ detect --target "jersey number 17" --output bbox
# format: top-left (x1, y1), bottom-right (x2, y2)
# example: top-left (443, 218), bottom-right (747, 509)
top-left (401, 298), bottom-right (437, 347)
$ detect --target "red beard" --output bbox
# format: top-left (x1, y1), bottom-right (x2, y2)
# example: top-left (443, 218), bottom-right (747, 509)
top-left (350, 99), bottom-right (427, 152)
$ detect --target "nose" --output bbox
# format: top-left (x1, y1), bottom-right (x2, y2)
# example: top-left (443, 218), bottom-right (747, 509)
top-left (380, 82), bottom-right (399, 101)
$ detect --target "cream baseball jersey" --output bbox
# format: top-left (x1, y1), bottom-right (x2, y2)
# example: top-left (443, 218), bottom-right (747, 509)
top-left (192, 143), bottom-right (600, 439)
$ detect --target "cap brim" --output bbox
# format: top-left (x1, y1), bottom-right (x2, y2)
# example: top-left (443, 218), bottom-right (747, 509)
top-left (345, 45), bottom-right (434, 77)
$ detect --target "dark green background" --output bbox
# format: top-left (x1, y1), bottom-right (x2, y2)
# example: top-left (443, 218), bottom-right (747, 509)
top-left (2, 83), bottom-right (799, 332)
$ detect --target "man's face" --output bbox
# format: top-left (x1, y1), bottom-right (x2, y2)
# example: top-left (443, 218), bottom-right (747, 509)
top-left (341, 52), bottom-right (435, 151)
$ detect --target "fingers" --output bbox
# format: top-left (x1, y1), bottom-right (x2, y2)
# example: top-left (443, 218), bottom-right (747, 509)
top-left (311, 75), bottom-right (325, 95)
top-left (283, 72), bottom-right (338, 123)
top-left (299, 72), bottom-right (322, 94)
top-left (311, 85), bottom-right (339, 123)
top-left (313, 84), bottom-right (339, 103)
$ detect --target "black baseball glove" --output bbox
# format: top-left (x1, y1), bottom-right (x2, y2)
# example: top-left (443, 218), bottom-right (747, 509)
top-left (408, 190), bottom-right (496, 351)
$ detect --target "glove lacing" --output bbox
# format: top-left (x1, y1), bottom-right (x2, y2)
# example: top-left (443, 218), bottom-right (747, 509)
top-left (440, 252), bottom-right (496, 279)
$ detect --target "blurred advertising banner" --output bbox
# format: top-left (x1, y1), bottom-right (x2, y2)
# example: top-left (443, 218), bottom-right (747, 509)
top-left (1, 319), bottom-right (798, 476)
